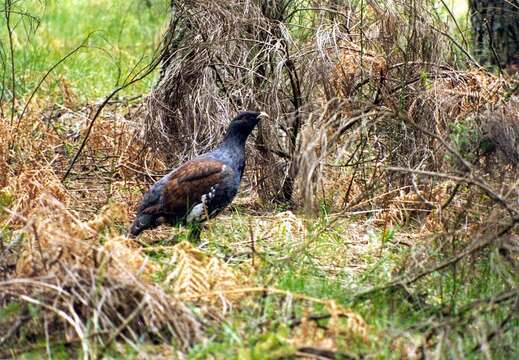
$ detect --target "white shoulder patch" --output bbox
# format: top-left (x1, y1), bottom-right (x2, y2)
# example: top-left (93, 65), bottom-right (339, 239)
top-left (185, 185), bottom-right (220, 223)
top-left (186, 203), bottom-right (206, 223)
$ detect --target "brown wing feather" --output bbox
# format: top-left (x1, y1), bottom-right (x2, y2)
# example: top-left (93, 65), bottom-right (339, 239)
top-left (154, 159), bottom-right (225, 215)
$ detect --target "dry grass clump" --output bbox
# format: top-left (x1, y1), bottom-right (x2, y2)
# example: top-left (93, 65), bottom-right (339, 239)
top-left (372, 72), bottom-right (519, 229)
top-left (374, 180), bottom-right (457, 228)
top-left (1, 166), bottom-right (68, 227)
top-left (304, 63), bottom-right (519, 218)
top-left (407, 69), bottom-right (509, 150)
top-left (414, 69), bottom-right (508, 117)
top-left (14, 194), bottom-right (157, 280)
top-left (0, 102), bottom-right (205, 355)
top-left (0, 268), bottom-right (202, 356)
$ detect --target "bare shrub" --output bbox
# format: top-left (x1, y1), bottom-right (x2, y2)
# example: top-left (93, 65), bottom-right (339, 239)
top-left (146, 0), bottom-right (461, 207)
top-left (146, 0), bottom-right (355, 203)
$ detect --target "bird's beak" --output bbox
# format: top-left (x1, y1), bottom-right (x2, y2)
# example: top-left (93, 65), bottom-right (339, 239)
top-left (258, 112), bottom-right (269, 120)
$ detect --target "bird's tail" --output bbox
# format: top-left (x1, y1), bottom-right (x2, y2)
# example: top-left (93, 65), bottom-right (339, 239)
top-left (129, 213), bottom-right (156, 237)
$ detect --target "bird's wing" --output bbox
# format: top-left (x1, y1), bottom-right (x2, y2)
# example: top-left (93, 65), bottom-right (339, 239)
top-left (140, 159), bottom-right (230, 216)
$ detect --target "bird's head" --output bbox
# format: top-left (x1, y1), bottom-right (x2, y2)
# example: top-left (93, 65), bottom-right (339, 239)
top-left (223, 111), bottom-right (268, 144)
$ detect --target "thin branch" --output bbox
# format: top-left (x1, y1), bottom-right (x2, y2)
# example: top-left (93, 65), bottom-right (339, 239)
top-left (5, 0), bottom-right (16, 125)
top-left (352, 220), bottom-right (518, 302)
top-left (429, 23), bottom-right (480, 67)
top-left (438, 0), bottom-right (469, 50)
top-left (16, 35), bottom-right (91, 128)
top-left (384, 166), bottom-right (518, 219)
top-left (62, 54), bottom-right (162, 181)
top-left (98, 295), bottom-right (148, 355)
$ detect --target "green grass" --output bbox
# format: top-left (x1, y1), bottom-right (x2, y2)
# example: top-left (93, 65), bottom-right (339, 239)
top-left (173, 209), bottom-right (518, 359)
top-left (1, 0), bottom-right (168, 103)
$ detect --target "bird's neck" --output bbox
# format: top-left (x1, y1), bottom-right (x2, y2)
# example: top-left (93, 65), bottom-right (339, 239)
top-left (221, 127), bottom-right (250, 147)
top-left (216, 137), bottom-right (246, 172)
top-left (218, 137), bottom-right (246, 156)
top-left (220, 121), bottom-right (253, 149)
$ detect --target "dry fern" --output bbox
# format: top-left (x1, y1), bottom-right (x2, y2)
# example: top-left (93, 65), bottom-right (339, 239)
top-left (291, 302), bottom-right (370, 352)
top-left (164, 241), bottom-right (250, 313)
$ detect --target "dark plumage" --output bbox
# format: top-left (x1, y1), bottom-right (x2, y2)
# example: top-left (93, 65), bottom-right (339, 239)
top-left (130, 111), bottom-right (266, 236)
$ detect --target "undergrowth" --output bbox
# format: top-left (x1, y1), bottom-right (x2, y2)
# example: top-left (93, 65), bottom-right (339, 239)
top-left (1, 0), bottom-right (518, 359)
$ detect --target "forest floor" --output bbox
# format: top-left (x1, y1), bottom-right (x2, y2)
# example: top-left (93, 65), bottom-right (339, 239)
top-left (1, 99), bottom-right (515, 359)
top-left (0, 101), bottom-right (404, 357)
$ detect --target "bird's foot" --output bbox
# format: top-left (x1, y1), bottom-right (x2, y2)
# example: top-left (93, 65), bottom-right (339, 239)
top-left (187, 225), bottom-right (202, 243)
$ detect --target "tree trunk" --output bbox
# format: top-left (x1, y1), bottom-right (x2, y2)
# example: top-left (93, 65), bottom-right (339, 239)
top-left (469, 0), bottom-right (519, 69)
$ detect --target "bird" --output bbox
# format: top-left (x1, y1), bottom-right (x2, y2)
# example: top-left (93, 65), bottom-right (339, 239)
top-left (129, 111), bottom-right (267, 237)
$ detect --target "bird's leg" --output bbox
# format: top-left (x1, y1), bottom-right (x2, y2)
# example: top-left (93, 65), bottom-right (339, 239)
top-left (187, 224), bottom-right (203, 243)
top-left (165, 224), bottom-right (183, 245)
top-left (168, 232), bottom-right (181, 245)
